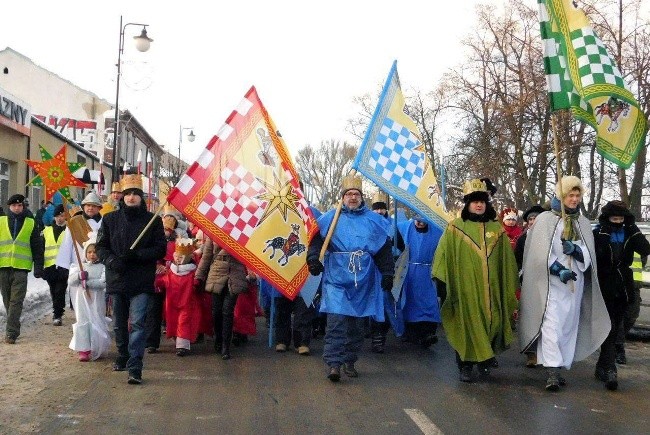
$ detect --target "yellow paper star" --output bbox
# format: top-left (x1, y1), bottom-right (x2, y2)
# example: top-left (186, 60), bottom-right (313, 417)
top-left (26, 145), bottom-right (86, 201)
top-left (256, 171), bottom-right (301, 224)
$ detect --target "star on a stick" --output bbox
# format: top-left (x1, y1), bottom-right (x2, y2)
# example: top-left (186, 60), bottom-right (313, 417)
top-left (256, 171), bottom-right (301, 224)
top-left (26, 145), bottom-right (86, 201)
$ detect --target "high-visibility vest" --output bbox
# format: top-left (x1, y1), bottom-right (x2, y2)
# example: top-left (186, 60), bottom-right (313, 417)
top-left (43, 226), bottom-right (64, 267)
top-left (632, 254), bottom-right (643, 283)
top-left (0, 216), bottom-right (35, 270)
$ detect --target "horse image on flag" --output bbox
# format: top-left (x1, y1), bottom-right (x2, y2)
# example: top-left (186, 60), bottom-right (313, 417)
top-left (167, 87), bottom-right (318, 300)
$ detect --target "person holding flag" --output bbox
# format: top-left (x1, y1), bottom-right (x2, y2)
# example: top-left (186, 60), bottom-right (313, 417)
top-left (307, 174), bottom-right (394, 382)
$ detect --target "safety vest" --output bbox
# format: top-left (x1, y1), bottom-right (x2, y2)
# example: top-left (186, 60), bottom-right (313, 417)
top-left (0, 216), bottom-right (35, 270)
top-left (632, 254), bottom-right (643, 283)
top-left (43, 225), bottom-right (65, 267)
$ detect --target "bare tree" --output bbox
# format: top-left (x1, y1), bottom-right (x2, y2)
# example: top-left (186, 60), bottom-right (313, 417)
top-left (295, 140), bottom-right (357, 211)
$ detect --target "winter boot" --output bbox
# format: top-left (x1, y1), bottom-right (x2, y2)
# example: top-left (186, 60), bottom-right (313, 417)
top-left (604, 370), bottom-right (618, 391)
top-left (371, 332), bottom-right (386, 354)
top-left (545, 367), bottom-right (561, 391)
top-left (615, 344), bottom-right (626, 365)
top-left (459, 365), bottom-right (473, 383)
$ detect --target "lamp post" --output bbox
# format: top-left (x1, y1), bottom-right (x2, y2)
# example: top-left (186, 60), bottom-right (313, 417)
top-left (178, 126), bottom-right (195, 162)
top-left (111, 15), bottom-right (153, 183)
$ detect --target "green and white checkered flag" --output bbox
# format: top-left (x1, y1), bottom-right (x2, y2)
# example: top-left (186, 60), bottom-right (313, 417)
top-left (538, 0), bottom-right (647, 169)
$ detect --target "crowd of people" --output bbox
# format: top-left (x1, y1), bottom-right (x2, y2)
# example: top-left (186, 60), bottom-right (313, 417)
top-left (0, 173), bottom-right (648, 392)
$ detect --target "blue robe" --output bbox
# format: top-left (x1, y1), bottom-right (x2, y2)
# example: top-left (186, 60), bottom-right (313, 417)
top-left (318, 204), bottom-right (389, 319)
top-left (398, 220), bottom-right (442, 322)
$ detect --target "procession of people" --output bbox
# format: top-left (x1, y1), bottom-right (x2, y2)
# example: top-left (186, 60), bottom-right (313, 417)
top-left (1, 171), bottom-right (647, 394)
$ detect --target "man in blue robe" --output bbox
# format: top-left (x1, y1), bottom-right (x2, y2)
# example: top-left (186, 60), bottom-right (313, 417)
top-left (397, 216), bottom-right (443, 348)
top-left (307, 175), bottom-right (394, 382)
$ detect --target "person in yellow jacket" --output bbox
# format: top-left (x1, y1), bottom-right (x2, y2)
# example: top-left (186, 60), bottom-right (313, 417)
top-left (101, 182), bottom-right (123, 215)
top-left (39, 204), bottom-right (69, 326)
top-left (0, 194), bottom-right (44, 344)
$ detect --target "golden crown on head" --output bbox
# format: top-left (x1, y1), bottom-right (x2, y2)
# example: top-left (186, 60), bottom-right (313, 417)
top-left (462, 179), bottom-right (488, 196)
top-left (175, 238), bottom-right (195, 257)
top-left (111, 182), bottom-right (122, 193)
top-left (341, 174), bottom-right (363, 194)
top-left (372, 190), bottom-right (388, 205)
top-left (120, 174), bottom-right (143, 192)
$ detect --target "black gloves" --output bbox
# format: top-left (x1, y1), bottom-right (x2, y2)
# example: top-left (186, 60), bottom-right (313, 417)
top-left (549, 260), bottom-right (577, 284)
top-left (307, 259), bottom-right (324, 276)
top-left (381, 275), bottom-right (394, 292)
top-left (107, 256), bottom-right (126, 272)
top-left (561, 239), bottom-right (584, 262)
top-left (33, 266), bottom-right (43, 279)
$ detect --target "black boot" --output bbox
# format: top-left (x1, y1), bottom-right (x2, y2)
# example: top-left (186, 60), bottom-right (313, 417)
top-left (371, 332), bottom-right (385, 353)
top-left (546, 367), bottom-right (560, 392)
top-left (605, 370), bottom-right (618, 391)
top-left (221, 343), bottom-right (231, 360)
top-left (615, 344), bottom-right (626, 365)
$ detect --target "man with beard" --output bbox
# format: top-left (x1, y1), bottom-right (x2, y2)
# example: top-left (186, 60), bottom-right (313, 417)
top-left (432, 178), bottom-right (518, 383)
top-left (307, 175), bottom-right (394, 382)
top-left (96, 174), bottom-right (166, 385)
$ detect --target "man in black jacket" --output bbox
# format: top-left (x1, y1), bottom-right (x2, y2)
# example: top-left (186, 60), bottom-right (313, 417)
top-left (592, 200), bottom-right (650, 390)
top-left (96, 174), bottom-right (166, 385)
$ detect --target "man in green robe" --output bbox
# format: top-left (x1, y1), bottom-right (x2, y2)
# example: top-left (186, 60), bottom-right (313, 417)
top-left (432, 178), bottom-right (519, 382)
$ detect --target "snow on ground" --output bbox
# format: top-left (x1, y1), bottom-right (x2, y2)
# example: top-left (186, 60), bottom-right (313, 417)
top-left (0, 272), bottom-right (53, 331)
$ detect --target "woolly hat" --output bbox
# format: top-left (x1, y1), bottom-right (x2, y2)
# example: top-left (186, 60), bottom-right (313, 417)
top-left (53, 204), bottom-right (66, 217)
top-left (341, 174), bottom-right (363, 196)
top-left (523, 205), bottom-right (546, 221)
top-left (83, 232), bottom-right (98, 257)
top-left (555, 175), bottom-right (584, 198)
top-left (462, 179), bottom-right (490, 203)
top-left (81, 191), bottom-right (103, 207)
top-left (7, 194), bottom-right (25, 206)
top-left (599, 200), bottom-right (634, 225)
top-left (371, 191), bottom-right (388, 210)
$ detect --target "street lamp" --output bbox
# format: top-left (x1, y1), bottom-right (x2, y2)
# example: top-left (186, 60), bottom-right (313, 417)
top-left (111, 15), bottom-right (153, 183)
top-left (178, 126), bottom-right (195, 162)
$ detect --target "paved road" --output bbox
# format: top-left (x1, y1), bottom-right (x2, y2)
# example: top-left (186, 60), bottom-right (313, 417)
top-left (2, 314), bottom-right (649, 435)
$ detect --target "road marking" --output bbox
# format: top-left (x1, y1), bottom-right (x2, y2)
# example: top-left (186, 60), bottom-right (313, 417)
top-left (404, 408), bottom-right (444, 435)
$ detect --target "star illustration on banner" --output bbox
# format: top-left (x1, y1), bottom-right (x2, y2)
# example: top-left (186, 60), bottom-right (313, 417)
top-left (26, 144), bottom-right (86, 201)
top-left (256, 170), bottom-right (301, 225)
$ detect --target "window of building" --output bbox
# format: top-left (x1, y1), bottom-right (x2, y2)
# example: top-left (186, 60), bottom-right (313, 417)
top-left (0, 160), bottom-right (9, 206)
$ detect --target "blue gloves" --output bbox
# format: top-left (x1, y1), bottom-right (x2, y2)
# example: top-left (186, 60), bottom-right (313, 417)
top-left (561, 239), bottom-right (584, 262)
top-left (549, 260), bottom-right (577, 284)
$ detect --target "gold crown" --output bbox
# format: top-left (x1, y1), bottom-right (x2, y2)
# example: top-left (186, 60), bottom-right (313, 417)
top-left (462, 179), bottom-right (487, 196)
top-left (174, 238), bottom-right (196, 257)
top-left (341, 174), bottom-right (363, 193)
top-left (111, 182), bottom-right (122, 193)
top-left (120, 174), bottom-right (143, 192)
top-left (372, 190), bottom-right (388, 205)
top-left (163, 203), bottom-right (179, 217)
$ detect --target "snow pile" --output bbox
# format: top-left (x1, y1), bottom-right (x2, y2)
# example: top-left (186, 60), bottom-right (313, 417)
top-left (0, 272), bottom-right (53, 330)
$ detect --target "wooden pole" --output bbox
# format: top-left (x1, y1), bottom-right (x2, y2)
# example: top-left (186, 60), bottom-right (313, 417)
top-left (130, 200), bottom-right (167, 250)
top-left (63, 197), bottom-right (90, 297)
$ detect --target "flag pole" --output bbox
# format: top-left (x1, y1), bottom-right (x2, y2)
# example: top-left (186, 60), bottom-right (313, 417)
top-left (130, 200), bottom-right (167, 250)
top-left (550, 111), bottom-right (568, 239)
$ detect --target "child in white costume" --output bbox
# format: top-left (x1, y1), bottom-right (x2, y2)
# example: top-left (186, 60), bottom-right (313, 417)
top-left (68, 234), bottom-right (111, 361)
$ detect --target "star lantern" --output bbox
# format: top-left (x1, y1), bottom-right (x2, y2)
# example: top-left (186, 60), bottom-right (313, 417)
top-left (26, 145), bottom-right (87, 202)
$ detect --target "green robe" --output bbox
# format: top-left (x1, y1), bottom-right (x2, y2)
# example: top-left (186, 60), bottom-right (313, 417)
top-left (432, 218), bottom-right (519, 362)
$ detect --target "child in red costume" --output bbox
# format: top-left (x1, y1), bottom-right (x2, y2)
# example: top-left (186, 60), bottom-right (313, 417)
top-left (159, 238), bottom-right (203, 356)
top-left (500, 207), bottom-right (523, 250)
top-left (233, 272), bottom-right (265, 344)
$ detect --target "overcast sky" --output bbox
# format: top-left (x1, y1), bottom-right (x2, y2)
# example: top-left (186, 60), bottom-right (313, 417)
top-left (4, 0), bottom-right (511, 163)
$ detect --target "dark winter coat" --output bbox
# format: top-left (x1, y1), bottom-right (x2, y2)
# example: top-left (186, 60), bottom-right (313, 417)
top-left (96, 202), bottom-right (166, 295)
top-left (195, 238), bottom-right (248, 295)
top-left (593, 222), bottom-right (650, 303)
